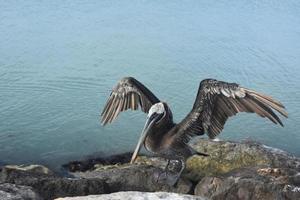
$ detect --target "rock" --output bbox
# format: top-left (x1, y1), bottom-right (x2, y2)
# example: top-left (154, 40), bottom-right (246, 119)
top-left (194, 167), bottom-right (300, 200)
top-left (0, 162), bottom-right (192, 199)
top-left (63, 152), bottom-right (134, 172)
top-left (1, 139), bottom-right (300, 199)
top-left (0, 165), bottom-right (109, 200)
top-left (54, 191), bottom-right (206, 200)
top-left (194, 177), bottom-right (223, 198)
top-left (0, 183), bottom-right (42, 200)
top-left (186, 139), bottom-right (300, 181)
top-left (72, 163), bottom-right (193, 194)
top-left (60, 139), bottom-right (300, 199)
top-left (3, 165), bottom-right (54, 176)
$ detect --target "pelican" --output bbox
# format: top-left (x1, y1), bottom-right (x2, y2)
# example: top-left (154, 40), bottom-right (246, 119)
top-left (101, 77), bottom-right (288, 184)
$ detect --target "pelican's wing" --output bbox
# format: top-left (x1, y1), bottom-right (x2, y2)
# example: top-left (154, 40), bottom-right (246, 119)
top-left (101, 77), bottom-right (160, 125)
top-left (177, 79), bottom-right (288, 140)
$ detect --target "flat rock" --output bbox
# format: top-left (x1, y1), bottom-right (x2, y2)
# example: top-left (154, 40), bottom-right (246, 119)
top-left (55, 191), bottom-right (206, 200)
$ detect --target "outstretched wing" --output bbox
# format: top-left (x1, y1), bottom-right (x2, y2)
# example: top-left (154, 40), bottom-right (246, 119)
top-left (101, 77), bottom-right (160, 125)
top-left (177, 79), bottom-right (288, 140)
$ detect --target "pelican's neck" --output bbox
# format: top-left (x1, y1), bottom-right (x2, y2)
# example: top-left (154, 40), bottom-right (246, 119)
top-left (144, 114), bottom-right (175, 153)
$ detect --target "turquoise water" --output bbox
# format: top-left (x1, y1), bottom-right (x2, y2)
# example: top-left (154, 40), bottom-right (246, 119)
top-left (0, 0), bottom-right (299, 171)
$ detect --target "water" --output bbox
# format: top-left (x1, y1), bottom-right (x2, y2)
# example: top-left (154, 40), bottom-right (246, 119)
top-left (0, 0), bottom-right (299, 171)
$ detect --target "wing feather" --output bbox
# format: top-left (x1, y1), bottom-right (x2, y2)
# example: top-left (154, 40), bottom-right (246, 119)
top-left (177, 79), bottom-right (288, 141)
top-left (101, 77), bottom-right (160, 125)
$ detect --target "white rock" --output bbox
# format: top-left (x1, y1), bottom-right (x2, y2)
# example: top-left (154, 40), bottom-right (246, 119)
top-left (55, 191), bottom-right (206, 200)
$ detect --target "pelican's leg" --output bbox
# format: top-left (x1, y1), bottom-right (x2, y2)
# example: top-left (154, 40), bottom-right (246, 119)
top-left (161, 159), bottom-right (185, 186)
top-left (162, 159), bottom-right (170, 170)
top-left (153, 159), bottom-right (170, 183)
top-left (170, 159), bottom-right (185, 184)
top-left (154, 159), bottom-right (186, 186)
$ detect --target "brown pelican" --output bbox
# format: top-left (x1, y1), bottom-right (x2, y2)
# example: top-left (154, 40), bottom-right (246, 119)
top-left (101, 77), bottom-right (288, 184)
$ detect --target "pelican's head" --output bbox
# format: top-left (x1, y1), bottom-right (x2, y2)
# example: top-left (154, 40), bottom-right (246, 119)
top-left (147, 102), bottom-right (165, 122)
top-left (130, 102), bottom-right (170, 163)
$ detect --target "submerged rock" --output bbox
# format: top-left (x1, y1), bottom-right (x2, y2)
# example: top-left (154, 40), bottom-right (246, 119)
top-left (54, 191), bottom-right (205, 200)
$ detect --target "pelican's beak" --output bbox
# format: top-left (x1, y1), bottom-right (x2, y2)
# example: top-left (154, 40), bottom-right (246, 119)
top-left (130, 113), bottom-right (161, 164)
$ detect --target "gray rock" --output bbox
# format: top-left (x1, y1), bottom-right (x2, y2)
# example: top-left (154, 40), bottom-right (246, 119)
top-left (0, 183), bottom-right (41, 200)
top-left (1, 139), bottom-right (300, 200)
top-left (72, 163), bottom-right (193, 194)
top-left (55, 191), bottom-right (206, 200)
top-left (0, 165), bottom-right (109, 200)
top-left (0, 163), bottom-right (192, 199)
top-left (194, 167), bottom-right (300, 200)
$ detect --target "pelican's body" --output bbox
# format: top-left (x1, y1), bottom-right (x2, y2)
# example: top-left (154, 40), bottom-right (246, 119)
top-left (143, 103), bottom-right (197, 160)
top-left (101, 77), bottom-right (288, 184)
top-left (143, 103), bottom-right (174, 153)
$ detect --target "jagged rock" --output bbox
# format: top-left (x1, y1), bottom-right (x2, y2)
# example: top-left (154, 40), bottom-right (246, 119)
top-left (0, 183), bottom-right (42, 200)
top-left (54, 191), bottom-right (206, 200)
top-left (194, 167), bottom-right (300, 200)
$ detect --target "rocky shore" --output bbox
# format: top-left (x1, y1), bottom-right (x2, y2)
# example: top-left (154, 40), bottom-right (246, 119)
top-left (1, 139), bottom-right (300, 200)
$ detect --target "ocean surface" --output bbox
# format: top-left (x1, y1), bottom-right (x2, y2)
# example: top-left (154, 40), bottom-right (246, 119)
top-left (0, 0), bottom-right (299, 171)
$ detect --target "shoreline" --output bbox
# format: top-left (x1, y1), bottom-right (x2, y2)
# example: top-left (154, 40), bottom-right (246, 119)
top-left (2, 138), bottom-right (300, 177)
top-left (1, 139), bottom-right (300, 199)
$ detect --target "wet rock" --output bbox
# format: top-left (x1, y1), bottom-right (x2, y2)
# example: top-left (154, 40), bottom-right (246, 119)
top-left (0, 183), bottom-right (42, 200)
top-left (54, 191), bottom-right (206, 200)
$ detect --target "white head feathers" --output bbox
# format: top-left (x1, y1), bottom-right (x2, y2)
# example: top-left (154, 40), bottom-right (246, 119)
top-left (148, 102), bottom-right (165, 117)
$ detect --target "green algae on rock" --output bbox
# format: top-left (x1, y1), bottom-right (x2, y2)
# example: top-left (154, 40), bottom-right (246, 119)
top-left (185, 139), bottom-right (298, 182)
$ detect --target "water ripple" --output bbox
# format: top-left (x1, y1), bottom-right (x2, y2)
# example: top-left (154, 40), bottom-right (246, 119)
top-left (0, 0), bottom-right (299, 170)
